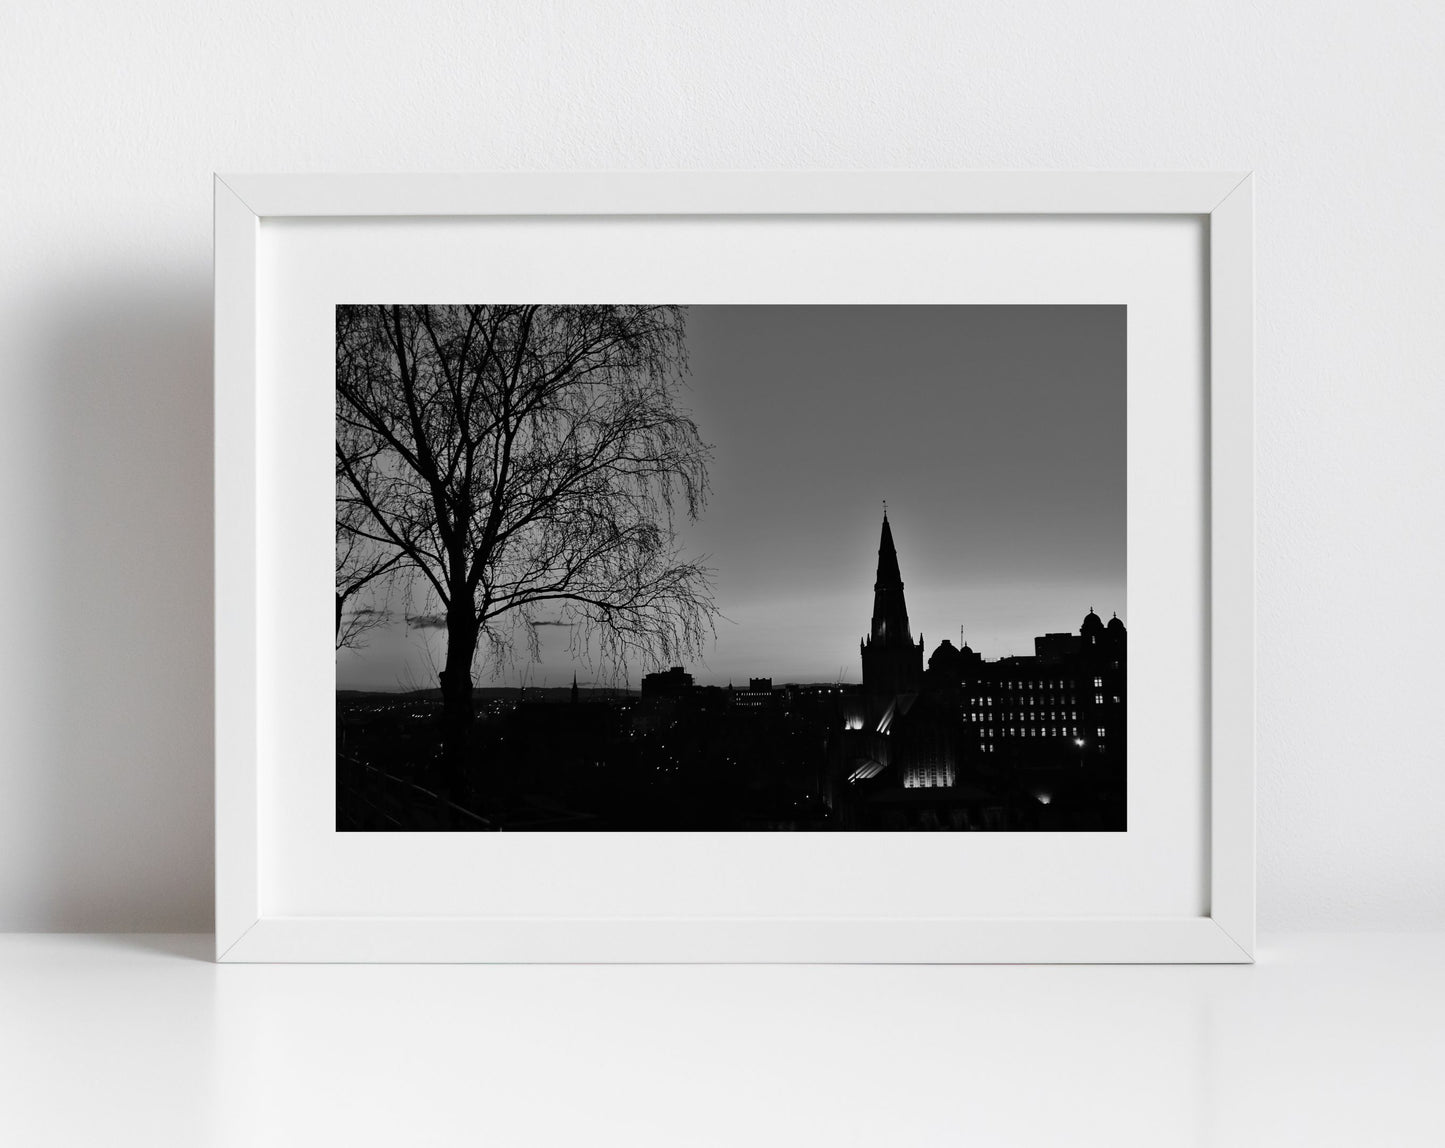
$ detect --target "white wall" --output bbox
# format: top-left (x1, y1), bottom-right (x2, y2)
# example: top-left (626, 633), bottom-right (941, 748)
top-left (3, 0), bottom-right (1441, 932)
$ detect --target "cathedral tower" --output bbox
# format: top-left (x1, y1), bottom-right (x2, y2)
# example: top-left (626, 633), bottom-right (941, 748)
top-left (860, 511), bottom-right (924, 703)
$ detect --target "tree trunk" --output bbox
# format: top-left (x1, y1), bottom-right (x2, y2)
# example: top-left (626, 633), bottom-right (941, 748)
top-left (438, 609), bottom-right (479, 809)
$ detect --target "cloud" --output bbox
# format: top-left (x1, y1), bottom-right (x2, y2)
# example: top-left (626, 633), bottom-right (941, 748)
top-left (405, 613), bottom-right (447, 631)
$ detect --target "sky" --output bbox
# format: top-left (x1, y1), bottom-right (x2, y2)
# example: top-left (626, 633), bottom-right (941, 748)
top-left (337, 305), bottom-right (1125, 691)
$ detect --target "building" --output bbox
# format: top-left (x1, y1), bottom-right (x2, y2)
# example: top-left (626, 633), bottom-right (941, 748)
top-left (731, 677), bottom-right (779, 712)
top-left (1034, 632), bottom-right (1081, 663)
top-left (641, 666), bottom-right (694, 699)
top-left (859, 512), bottom-right (924, 708)
top-left (636, 665), bottom-right (695, 732)
top-left (834, 512), bottom-right (1127, 830)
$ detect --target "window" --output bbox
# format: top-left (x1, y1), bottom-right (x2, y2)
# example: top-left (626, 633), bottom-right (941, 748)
top-left (1097, 727), bottom-right (1105, 738)
top-left (1093, 677), bottom-right (1103, 688)
top-left (1095, 694), bottom-right (1104, 705)
top-left (1113, 695), bottom-right (1121, 704)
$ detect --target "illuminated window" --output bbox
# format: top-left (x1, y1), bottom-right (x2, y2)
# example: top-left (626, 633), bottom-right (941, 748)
top-left (1113, 696), bottom-right (1121, 704)
top-left (1097, 727), bottom-right (1105, 738)
top-left (1093, 677), bottom-right (1103, 688)
top-left (1095, 694), bottom-right (1104, 705)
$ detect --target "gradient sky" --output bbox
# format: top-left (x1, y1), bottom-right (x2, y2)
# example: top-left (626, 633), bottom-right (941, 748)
top-left (337, 305), bottom-right (1125, 691)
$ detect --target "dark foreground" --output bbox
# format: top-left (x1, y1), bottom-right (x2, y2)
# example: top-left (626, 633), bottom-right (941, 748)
top-left (337, 689), bottom-right (1126, 832)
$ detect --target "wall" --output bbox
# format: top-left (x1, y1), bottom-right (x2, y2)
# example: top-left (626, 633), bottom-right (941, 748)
top-left (3, 0), bottom-right (1441, 931)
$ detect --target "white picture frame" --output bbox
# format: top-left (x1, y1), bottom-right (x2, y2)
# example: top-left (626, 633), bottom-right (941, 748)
top-left (215, 172), bottom-right (1254, 963)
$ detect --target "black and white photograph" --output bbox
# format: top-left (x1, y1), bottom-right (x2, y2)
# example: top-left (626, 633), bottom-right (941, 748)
top-left (336, 303), bottom-right (1126, 831)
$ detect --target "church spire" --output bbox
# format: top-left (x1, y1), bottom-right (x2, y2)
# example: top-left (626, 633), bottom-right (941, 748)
top-left (870, 512), bottom-right (912, 647)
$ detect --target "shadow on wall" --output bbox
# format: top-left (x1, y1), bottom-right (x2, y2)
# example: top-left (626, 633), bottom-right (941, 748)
top-left (26, 275), bottom-right (214, 930)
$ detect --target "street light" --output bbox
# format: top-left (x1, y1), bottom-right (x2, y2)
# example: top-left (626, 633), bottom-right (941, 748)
top-left (1073, 737), bottom-right (1085, 768)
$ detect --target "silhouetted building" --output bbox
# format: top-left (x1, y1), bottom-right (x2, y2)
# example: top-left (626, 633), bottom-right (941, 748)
top-left (732, 677), bottom-right (779, 712)
top-left (834, 511), bottom-right (1126, 830)
top-left (636, 666), bottom-right (695, 732)
top-left (1034, 632), bottom-right (1082, 663)
top-left (641, 666), bottom-right (694, 699)
top-left (860, 513), bottom-right (924, 707)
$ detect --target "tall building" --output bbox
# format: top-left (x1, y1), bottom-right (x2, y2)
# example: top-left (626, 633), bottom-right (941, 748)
top-left (859, 512), bottom-right (924, 707)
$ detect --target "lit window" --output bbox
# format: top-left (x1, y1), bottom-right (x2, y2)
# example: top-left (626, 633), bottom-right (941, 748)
top-left (1095, 694), bottom-right (1104, 705)
top-left (1097, 727), bottom-right (1105, 738)
top-left (1113, 696), bottom-right (1121, 704)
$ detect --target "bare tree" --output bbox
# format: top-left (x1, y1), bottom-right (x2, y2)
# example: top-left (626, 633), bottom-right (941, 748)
top-left (336, 408), bottom-right (405, 648)
top-left (335, 304), bottom-right (715, 764)
top-left (335, 508), bottom-right (403, 650)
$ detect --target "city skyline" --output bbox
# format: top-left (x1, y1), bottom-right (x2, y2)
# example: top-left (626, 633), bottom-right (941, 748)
top-left (337, 304), bottom-right (1125, 692)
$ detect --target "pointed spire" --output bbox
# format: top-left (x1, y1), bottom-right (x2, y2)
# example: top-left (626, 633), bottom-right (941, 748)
top-left (869, 510), bottom-right (912, 647)
top-left (876, 515), bottom-right (903, 590)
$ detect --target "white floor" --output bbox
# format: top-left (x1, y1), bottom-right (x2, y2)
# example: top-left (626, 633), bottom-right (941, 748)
top-left (2, 932), bottom-right (1441, 1147)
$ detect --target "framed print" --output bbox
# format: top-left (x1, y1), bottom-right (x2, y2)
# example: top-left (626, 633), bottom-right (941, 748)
top-left (215, 172), bottom-right (1254, 962)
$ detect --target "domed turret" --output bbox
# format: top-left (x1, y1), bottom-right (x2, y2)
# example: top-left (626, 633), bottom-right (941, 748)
top-left (928, 639), bottom-right (962, 676)
top-left (1107, 613), bottom-right (1126, 635)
